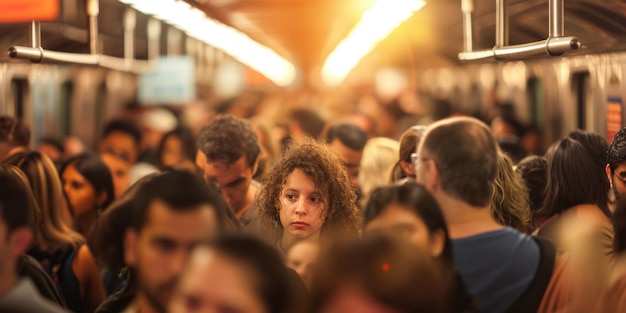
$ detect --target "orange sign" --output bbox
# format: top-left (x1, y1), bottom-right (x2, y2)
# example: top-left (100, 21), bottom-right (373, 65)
top-left (0, 0), bottom-right (59, 23)
top-left (607, 98), bottom-right (623, 143)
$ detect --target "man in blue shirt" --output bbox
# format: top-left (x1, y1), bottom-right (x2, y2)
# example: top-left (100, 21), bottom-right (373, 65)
top-left (414, 117), bottom-right (542, 313)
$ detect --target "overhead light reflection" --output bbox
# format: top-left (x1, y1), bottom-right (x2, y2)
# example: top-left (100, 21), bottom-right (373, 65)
top-left (322, 0), bottom-right (425, 86)
top-left (118, 0), bottom-right (296, 87)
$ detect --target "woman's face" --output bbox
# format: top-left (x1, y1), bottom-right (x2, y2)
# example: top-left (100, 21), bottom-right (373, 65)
top-left (161, 135), bottom-right (185, 168)
top-left (279, 169), bottom-right (325, 241)
top-left (364, 203), bottom-right (444, 257)
top-left (62, 164), bottom-right (99, 218)
top-left (286, 240), bottom-right (319, 289)
top-left (170, 250), bottom-right (267, 313)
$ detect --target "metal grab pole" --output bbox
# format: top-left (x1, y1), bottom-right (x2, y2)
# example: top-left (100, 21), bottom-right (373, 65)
top-left (124, 8), bottom-right (136, 60)
top-left (87, 0), bottom-right (99, 54)
top-left (549, 0), bottom-right (564, 38)
top-left (495, 0), bottom-right (509, 47)
top-left (461, 0), bottom-right (474, 52)
top-left (30, 21), bottom-right (41, 49)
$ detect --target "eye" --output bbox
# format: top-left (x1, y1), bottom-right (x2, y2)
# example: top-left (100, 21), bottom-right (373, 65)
top-left (286, 194), bottom-right (296, 200)
top-left (71, 182), bottom-right (83, 189)
top-left (309, 196), bottom-right (319, 202)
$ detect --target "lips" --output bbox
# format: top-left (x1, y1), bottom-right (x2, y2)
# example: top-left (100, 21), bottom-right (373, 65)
top-left (292, 221), bottom-right (309, 228)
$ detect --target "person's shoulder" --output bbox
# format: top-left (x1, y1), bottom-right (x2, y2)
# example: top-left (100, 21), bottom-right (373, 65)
top-left (0, 279), bottom-right (68, 313)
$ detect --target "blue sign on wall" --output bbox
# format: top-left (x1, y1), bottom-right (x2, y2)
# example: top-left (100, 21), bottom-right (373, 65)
top-left (138, 56), bottom-right (196, 105)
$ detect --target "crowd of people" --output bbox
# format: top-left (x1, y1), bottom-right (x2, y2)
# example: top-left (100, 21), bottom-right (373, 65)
top-left (1, 105), bottom-right (626, 313)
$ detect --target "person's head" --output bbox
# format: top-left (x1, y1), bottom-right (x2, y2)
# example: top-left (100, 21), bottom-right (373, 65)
top-left (63, 136), bottom-right (86, 160)
top-left (312, 235), bottom-right (452, 313)
top-left (157, 127), bottom-right (196, 170)
top-left (416, 116), bottom-right (498, 209)
top-left (288, 108), bottom-right (326, 142)
top-left (358, 137), bottom-right (399, 204)
top-left (170, 236), bottom-right (301, 313)
top-left (540, 137), bottom-right (611, 219)
top-left (124, 170), bottom-right (231, 313)
top-left (391, 125), bottom-right (426, 181)
top-left (196, 115), bottom-right (261, 214)
top-left (250, 119), bottom-right (279, 180)
top-left (325, 123), bottom-right (368, 188)
top-left (0, 165), bottom-right (35, 280)
top-left (516, 155), bottom-right (548, 228)
top-left (3, 152), bottom-right (82, 250)
top-left (100, 151), bottom-right (131, 199)
top-left (94, 172), bottom-right (238, 275)
top-left (491, 149), bottom-right (531, 233)
top-left (607, 127), bottom-right (626, 202)
top-left (97, 119), bottom-right (142, 164)
top-left (60, 154), bottom-right (115, 220)
top-left (37, 137), bottom-right (64, 163)
top-left (0, 116), bottom-right (30, 161)
top-left (286, 240), bottom-right (319, 290)
top-left (363, 183), bottom-right (451, 265)
top-left (258, 139), bottom-right (360, 248)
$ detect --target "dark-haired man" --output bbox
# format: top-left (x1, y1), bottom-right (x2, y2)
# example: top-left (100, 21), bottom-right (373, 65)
top-left (0, 165), bottom-right (66, 313)
top-left (196, 115), bottom-right (261, 226)
top-left (325, 123), bottom-right (367, 188)
top-left (97, 119), bottom-right (143, 165)
top-left (415, 116), bottom-right (550, 313)
top-left (121, 171), bottom-right (226, 313)
top-left (608, 127), bottom-right (626, 205)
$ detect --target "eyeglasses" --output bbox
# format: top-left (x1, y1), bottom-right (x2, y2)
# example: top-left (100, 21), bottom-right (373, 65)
top-left (411, 153), bottom-right (419, 169)
top-left (411, 153), bottom-right (430, 169)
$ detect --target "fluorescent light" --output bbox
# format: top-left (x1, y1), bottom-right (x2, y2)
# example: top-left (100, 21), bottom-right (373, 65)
top-left (321, 0), bottom-right (425, 86)
top-left (118, 0), bottom-right (296, 87)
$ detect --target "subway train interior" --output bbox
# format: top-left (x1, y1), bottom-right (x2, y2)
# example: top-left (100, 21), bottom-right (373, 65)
top-left (1, 0), bottom-right (626, 151)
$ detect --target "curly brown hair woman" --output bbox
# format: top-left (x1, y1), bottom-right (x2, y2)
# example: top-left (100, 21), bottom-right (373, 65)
top-left (257, 138), bottom-right (361, 252)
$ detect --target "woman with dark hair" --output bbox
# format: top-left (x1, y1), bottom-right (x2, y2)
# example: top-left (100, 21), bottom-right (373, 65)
top-left (312, 234), bottom-right (455, 313)
top-left (169, 236), bottom-right (305, 313)
top-left (4, 151), bottom-right (106, 313)
top-left (60, 154), bottom-right (115, 238)
top-left (156, 127), bottom-right (197, 171)
top-left (363, 182), bottom-right (477, 312)
top-left (536, 137), bottom-right (613, 254)
top-left (257, 138), bottom-right (361, 253)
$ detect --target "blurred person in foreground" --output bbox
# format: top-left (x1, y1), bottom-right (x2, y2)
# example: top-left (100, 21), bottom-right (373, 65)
top-left (0, 164), bottom-right (66, 313)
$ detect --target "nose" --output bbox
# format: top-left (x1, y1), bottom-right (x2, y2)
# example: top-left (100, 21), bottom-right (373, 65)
top-left (294, 198), bottom-right (307, 215)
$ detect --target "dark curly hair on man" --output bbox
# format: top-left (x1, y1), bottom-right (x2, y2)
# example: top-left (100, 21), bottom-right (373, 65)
top-left (257, 138), bottom-right (361, 245)
top-left (197, 114), bottom-right (260, 167)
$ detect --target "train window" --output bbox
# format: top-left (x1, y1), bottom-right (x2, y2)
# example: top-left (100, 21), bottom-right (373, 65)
top-left (526, 77), bottom-right (544, 128)
top-left (10, 78), bottom-right (28, 118)
top-left (572, 71), bottom-right (591, 130)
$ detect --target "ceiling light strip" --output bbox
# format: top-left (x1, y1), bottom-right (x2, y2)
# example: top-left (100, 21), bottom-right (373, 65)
top-left (321, 0), bottom-right (425, 86)
top-left (118, 0), bottom-right (296, 87)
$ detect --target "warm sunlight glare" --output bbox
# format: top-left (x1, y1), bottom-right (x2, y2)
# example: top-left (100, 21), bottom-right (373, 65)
top-left (321, 0), bottom-right (425, 86)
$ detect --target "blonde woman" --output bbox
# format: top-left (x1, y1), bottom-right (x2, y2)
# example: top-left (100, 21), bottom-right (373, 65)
top-left (490, 149), bottom-right (532, 233)
top-left (358, 137), bottom-right (399, 207)
top-left (4, 152), bottom-right (106, 313)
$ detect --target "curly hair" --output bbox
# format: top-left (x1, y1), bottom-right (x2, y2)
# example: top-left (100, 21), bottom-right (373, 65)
top-left (257, 138), bottom-right (361, 244)
top-left (197, 114), bottom-right (260, 167)
top-left (490, 149), bottom-right (532, 233)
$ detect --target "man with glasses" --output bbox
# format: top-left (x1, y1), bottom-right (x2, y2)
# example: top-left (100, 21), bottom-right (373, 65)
top-left (414, 116), bottom-right (554, 313)
top-left (607, 127), bottom-right (626, 207)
